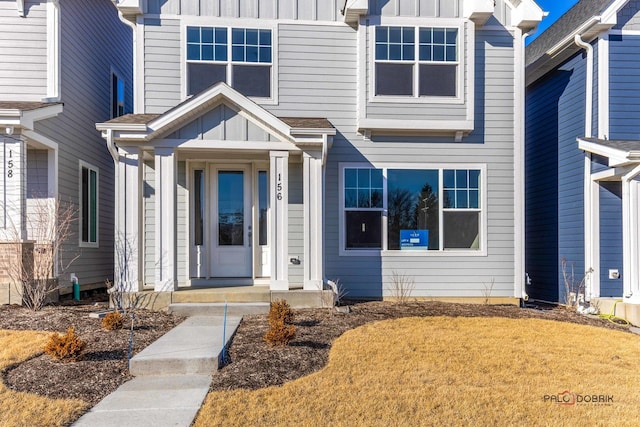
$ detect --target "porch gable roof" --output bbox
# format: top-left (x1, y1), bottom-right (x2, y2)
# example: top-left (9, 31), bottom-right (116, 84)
top-left (579, 137), bottom-right (640, 167)
top-left (96, 83), bottom-right (335, 149)
top-left (0, 101), bottom-right (63, 130)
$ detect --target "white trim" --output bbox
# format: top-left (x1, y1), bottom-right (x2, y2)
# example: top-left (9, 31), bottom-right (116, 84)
top-left (269, 151), bottom-right (289, 290)
top-left (154, 148), bottom-right (178, 291)
top-left (78, 160), bottom-right (99, 248)
top-left (601, 0), bottom-right (632, 24)
top-left (22, 130), bottom-right (58, 201)
top-left (589, 176), bottom-right (601, 299)
top-left (597, 35), bottom-right (610, 140)
top-left (513, 28), bottom-right (526, 299)
top-left (151, 138), bottom-right (299, 151)
top-left (357, 17), bottom-right (368, 135)
top-left (149, 14), bottom-right (353, 27)
top-left (609, 29), bottom-right (640, 35)
top-left (16, 0), bottom-right (24, 16)
top-left (338, 162), bottom-right (488, 257)
top-left (45, 0), bottom-right (60, 101)
top-left (466, 20), bottom-right (476, 128)
top-left (358, 118), bottom-right (474, 133)
top-left (622, 164), bottom-right (640, 302)
top-left (135, 18), bottom-right (145, 113)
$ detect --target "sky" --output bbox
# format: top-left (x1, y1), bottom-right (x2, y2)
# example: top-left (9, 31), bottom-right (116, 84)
top-left (528, 0), bottom-right (581, 44)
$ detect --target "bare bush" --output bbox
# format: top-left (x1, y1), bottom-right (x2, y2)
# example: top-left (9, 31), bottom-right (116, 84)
top-left (5, 199), bottom-right (78, 310)
top-left (481, 278), bottom-right (495, 305)
top-left (561, 257), bottom-right (593, 309)
top-left (386, 270), bottom-right (415, 303)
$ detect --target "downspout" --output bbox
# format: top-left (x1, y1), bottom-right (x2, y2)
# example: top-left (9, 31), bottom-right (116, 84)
top-left (574, 34), bottom-right (594, 303)
top-left (622, 164), bottom-right (640, 301)
top-left (106, 129), bottom-right (121, 288)
top-left (518, 30), bottom-right (532, 303)
top-left (117, 11), bottom-right (137, 112)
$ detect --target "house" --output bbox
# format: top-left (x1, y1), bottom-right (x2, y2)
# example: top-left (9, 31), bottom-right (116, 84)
top-left (0, 0), bottom-right (133, 304)
top-left (526, 0), bottom-right (640, 322)
top-left (97, 0), bottom-right (543, 305)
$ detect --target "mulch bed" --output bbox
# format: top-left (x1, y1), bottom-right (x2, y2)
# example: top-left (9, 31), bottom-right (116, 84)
top-left (0, 297), bottom-right (631, 407)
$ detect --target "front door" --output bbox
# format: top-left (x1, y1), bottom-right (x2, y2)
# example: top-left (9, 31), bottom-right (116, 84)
top-left (211, 166), bottom-right (252, 277)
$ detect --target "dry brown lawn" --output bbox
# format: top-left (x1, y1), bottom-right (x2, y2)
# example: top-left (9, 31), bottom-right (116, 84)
top-left (195, 316), bottom-right (640, 427)
top-left (0, 330), bottom-right (88, 427)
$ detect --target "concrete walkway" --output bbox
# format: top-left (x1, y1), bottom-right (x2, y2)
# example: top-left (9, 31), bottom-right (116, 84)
top-left (73, 315), bottom-right (242, 427)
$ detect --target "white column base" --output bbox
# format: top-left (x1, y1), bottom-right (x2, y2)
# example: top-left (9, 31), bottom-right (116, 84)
top-left (270, 279), bottom-right (289, 291)
top-left (303, 279), bottom-right (323, 291)
top-left (154, 279), bottom-right (177, 292)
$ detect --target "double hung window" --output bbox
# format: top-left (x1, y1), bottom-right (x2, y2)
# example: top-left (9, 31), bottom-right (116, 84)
top-left (375, 25), bottom-right (459, 97)
top-left (186, 26), bottom-right (272, 98)
top-left (342, 165), bottom-right (482, 253)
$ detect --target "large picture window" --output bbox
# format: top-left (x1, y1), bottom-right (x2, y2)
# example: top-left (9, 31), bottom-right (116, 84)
top-left (375, 25), bottom-right (459, 97)
top-left (186, 26), bottom-right (272, 98)
top-left (80, 163), bottom-right (98, 246)
top-left (342, 166), bottom-right (482, 253)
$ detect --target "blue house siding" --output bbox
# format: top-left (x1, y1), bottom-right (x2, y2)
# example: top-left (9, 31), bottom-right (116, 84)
top-left (598, 181), bottom-right (623, 296)
top-left (525, 51), bottom-right (587, 302)
top-left (609, 34), bottom-right (640, 140)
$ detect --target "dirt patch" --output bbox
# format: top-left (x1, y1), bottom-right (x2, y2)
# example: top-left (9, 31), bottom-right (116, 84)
top-left (0, 299), bottom-right (183, 407)
top-left (0, 298), bottom-right (630, 407)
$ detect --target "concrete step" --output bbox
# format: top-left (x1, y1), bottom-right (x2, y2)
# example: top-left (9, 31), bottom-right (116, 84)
top-left (171, 287), bottom-right (271, 304)
top-left (129, 315), bottom-right (241, 376)
top-left (168, 302), bottom-right (270, 317)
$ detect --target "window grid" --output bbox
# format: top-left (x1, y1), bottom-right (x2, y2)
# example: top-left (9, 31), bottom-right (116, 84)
top-left (344, 168), bottom-right (384, 209)
top-left (187, 26), bottom-right (227, 61)
top-left (443, 169), bottom-right (480, 209)
top-left (375, 26), bottom-right (415, 61)
top-left (419, 28), bottom-right (458, 62)
top-left (231, 28), bottom-right (272, 63)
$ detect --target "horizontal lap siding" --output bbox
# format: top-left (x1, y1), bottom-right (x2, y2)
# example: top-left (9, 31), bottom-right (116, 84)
top-left (32, 0), bottom-right (132, 286)
top-left (599, 182), bottom-right (623, 297)
top-left (609, 35), bottom-right (640, 140)
top-left (144, 19), bottom-right (181, 114)
top-left (0, 1), bottom-right (47, 100)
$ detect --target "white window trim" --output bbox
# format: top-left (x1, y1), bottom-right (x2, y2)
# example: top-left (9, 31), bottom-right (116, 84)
top-left (369, 18), bottom-right (466, 105)
top-left (338, 162), bottom-right (487, 257)
top-left (181, 20), bottom-right (279, 105)
top-left (79, 160), bottom-right (99, 248)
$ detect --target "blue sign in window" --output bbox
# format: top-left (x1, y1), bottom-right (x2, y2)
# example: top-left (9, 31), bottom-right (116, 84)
top-left (400, 230), bottom-right (429, 250)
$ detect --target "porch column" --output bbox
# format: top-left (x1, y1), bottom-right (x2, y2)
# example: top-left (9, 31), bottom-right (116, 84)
top-left (303, 151), bottom-right (323, 290)
top-left (115, 150), bottom-right (141, 291)
top-left (1, 136), bottom-right (26, 241)
top-left (154, 148), bottom-right (177, 291)
top-left (270, 151), bottom-right (289, 290)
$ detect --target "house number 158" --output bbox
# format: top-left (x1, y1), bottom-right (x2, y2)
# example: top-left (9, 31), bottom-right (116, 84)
top-left (6, 150), bottom-right (13, 178)
top-left (276, 173), bottom-right (283, 200)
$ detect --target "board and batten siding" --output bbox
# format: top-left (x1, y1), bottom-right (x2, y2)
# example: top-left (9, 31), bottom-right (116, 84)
top-left (288, 162), bottom-right (303, 284)
top-left (32, 0), bottom-right (132, 286)
top-left (0, 1), bottom-right (47, 101)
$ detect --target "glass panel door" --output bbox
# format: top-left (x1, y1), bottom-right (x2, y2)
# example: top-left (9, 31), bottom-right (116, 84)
top-left (218, 171), bottom-right (244, 246)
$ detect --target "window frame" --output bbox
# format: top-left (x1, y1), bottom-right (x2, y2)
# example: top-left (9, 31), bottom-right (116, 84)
top-left (338, 163), bottom-right (487, 257)
top-left (183, 22), bottom-right (277, 103)
top-left (110, 70), bottom-right (126, 119)
top-left (79, 161), bottom-right (99, 248)
top-left (369, 18), bottom-right (465, 104)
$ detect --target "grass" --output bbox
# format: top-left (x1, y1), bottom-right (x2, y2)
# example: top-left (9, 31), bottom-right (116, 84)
top-left (195, 317), bottom-right (640, 426)
top-left (0, 330), bottom-right (88, 427)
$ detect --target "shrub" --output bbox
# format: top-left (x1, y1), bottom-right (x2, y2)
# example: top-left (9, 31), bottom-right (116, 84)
top-left (44, 327), bottom-right (86, 362)
top-left (102, 311), bottom-right (124, 331)
top-left (264, 299), bottom-right (296, 346)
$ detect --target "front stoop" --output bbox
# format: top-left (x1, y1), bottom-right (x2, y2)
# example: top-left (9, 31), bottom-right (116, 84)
top-left (129, 315), bottom-right (241, 376)
top-left (168, 302), bottom-right (270, 317)
top-left (592, 298), bottom-right (640, 327)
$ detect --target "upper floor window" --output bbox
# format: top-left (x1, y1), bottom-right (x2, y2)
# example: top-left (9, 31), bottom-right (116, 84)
top-left (186, 26), bottom-right (272, 98)
top-left (111, 73), bottom-right (125, 118)
top-left (375, 26), bottom-right (458, 98)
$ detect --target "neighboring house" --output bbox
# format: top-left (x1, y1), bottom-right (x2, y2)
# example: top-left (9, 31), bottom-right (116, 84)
top-left (0, 0), bottom-right (133, 303)
top-left (97, 0), bottom-right (542, 302)
top-left (526, 0), bottom-right (640, 314)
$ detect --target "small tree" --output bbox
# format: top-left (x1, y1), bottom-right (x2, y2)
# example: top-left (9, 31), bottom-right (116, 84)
top-left (5, 199), bottom-right (78, 311)
top-left (561, 257), bottom-right (593, 309)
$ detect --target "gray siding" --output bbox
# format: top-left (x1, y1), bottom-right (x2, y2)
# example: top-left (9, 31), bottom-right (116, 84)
top-left (609, 34), bottom-right (640, 140)
top-left (26, 149), bottom-right (48, 198)
top-left (143, 159), bottom-right (156, 287)
top-left (177, 161), bottom-right (188, 283)
top-left (323, 27), bottom-right (517, 298)
top-left (144, 18), bottom-right (181, 114)
top-left (0, 0), bottom-right (47, 100)
top-left (32, 0), bottom-right (133, 286)
top-left (288, 162), bottom-right (303, 284)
